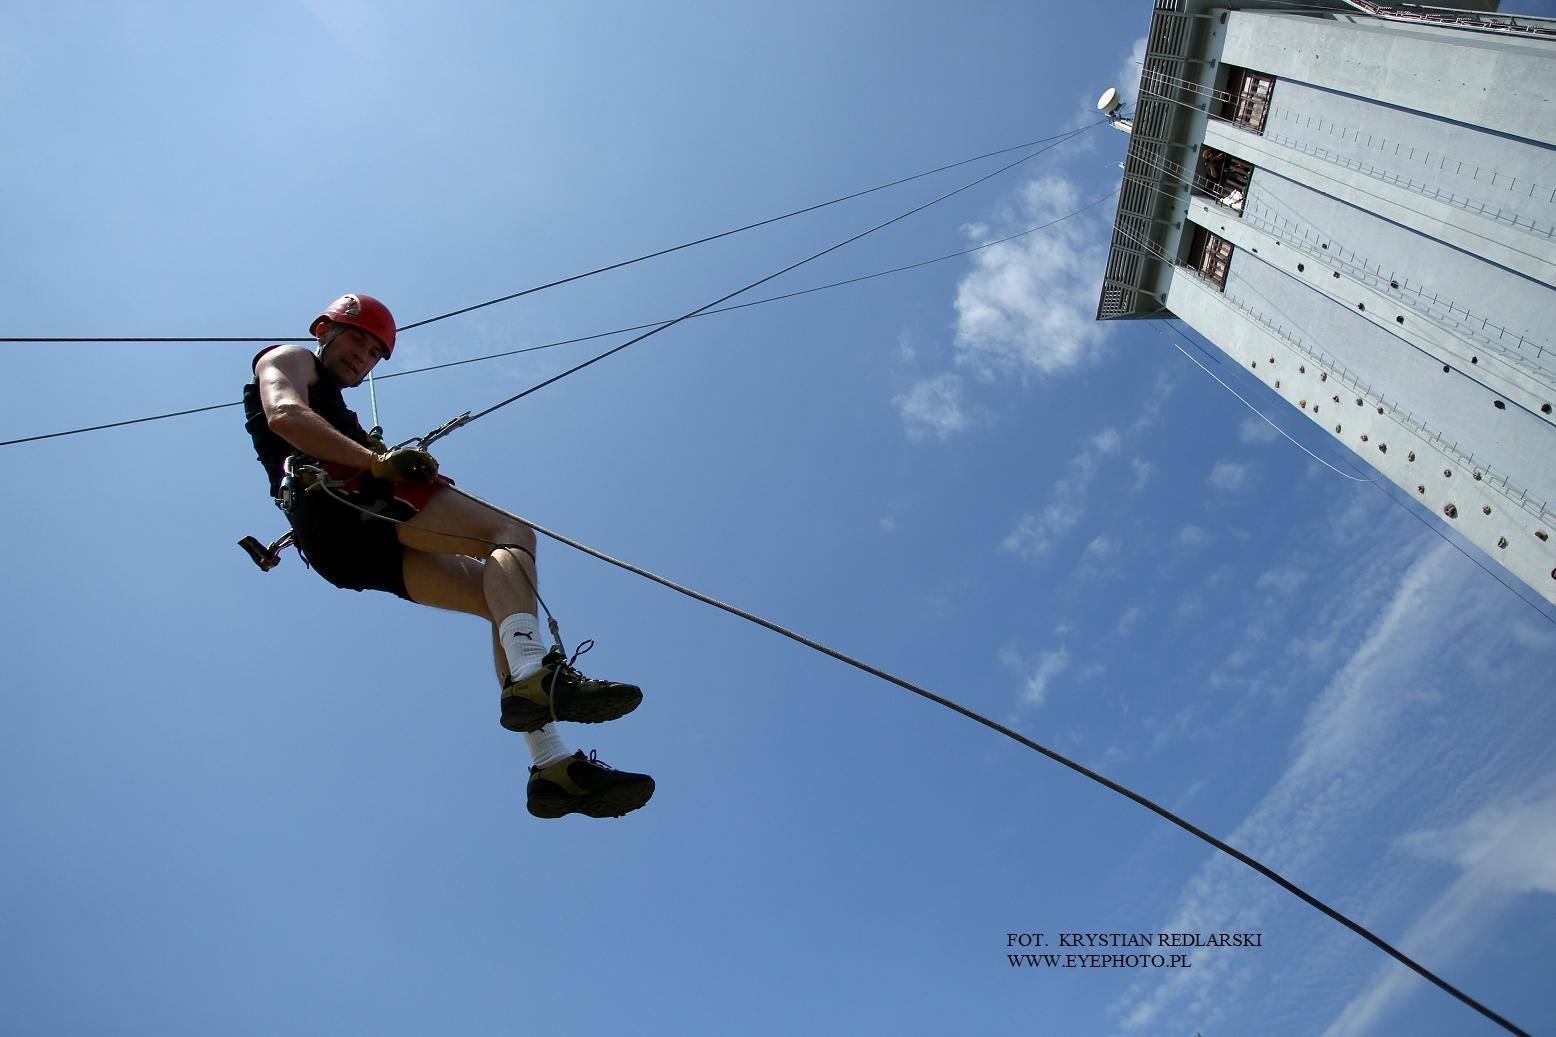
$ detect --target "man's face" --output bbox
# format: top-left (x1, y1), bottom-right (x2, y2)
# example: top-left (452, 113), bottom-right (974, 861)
top-left (319, 324), bottom-right (387, 387)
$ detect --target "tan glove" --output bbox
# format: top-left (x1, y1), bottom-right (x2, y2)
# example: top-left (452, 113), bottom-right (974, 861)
top-left (370, 447), bottom-right (439, 483)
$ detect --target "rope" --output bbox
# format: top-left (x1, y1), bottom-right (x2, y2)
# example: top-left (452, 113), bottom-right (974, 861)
top-left (289, 473), bottom-right (1531, 1037)
top-left (425, 123), bottom-right (1101, 445)
top-left (479, 496), bottom-right (1535, 1037)
top-left (0, 125), bottom-right (1092, 345)
top-left (0, 184), bottom-right (1112, 450)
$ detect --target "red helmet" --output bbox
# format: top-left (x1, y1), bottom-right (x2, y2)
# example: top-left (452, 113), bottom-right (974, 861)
top-left (310, 292), bottom-right (397, 357)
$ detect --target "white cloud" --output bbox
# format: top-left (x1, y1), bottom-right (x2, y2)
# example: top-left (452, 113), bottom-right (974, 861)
top-left (1115, 36), bottom-right (1149, 108)
top-left (1111, 541), bottom-right (1555, 1034)
top-left (1002, 428), bottom-right (1121, 563)
top-left (894, 373), bottom-right (970, 440)
top-left (1321, 778), bottom-right (1556, 1037)
top-left (1174, 592), bottom-right (1204, 621)
top-left (1255, 565), bottom-right (1308, 598)
top-left (1019, 647), bottom-right (1071, 710)
top-left (1239, 416), bottom-right (1281, 444)
top-left (1399, 779), bottom-right (1556, 896)
top-left (1208, 460), bottom-right (1253, 491)
top-left (951, 175), bottom-right (1110, 383)
top-left (1131, 458), bottom-right (1154, 491)
top-left (1078, 533), bottom-right (1122, 580)
top-left (1082, 534), bottom-right (1117, 561)
top-left (1175, 525), bottom-right (1210, 550)
top-left (896, 42), bottom-right (1146, 443)
top-left (1002, 500), bottom-right (1080, 561)
top-left (1116, 606), bottom-right (1144, 636)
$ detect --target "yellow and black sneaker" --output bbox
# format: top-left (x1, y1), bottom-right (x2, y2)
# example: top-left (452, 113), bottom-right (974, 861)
top-left (500, 649), bottom-right (643, 733)
top-left (526, 750), bottom-right (655, 819)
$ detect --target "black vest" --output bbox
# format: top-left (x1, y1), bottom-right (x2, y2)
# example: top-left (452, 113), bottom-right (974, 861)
top-left (243, 349), bottom-right (371, 497)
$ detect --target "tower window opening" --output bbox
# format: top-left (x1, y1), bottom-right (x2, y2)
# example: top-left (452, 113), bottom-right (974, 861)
top-left (1219, 66), bottom-right (1275, 134)
top-left (1184, 226), bottom-right (1234, 290)
top-left (1198, 148), bottom-right (1252, 212)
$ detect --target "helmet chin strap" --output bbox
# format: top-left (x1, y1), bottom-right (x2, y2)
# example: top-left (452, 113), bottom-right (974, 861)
top-left (366, 369), bottom-right (382, 437)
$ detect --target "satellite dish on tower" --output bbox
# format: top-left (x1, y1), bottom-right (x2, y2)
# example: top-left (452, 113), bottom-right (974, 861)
top-left (1096, 86), bottom-right (1133, 134)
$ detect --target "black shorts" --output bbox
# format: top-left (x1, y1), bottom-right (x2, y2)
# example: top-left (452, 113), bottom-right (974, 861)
top-left (290, 477), bottom-right (445, 599)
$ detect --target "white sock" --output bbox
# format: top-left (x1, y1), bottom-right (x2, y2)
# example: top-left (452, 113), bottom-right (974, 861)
top-left (523, 725), bottom-right (572, 768)
top-left (498, 613), bottom-right (547, 680)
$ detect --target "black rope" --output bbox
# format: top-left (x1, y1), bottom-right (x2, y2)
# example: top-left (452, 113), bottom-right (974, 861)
top-left (447, 123), bottom-right (1100, 438)
top-left (0, 125), bottom-right (1091, 345)
top-left (448, 489), bottom-right (1530, 1037)
top-left (0, 154), bottom-right (1106, 450)
top-left (0, 401), bottom-right (241, 447)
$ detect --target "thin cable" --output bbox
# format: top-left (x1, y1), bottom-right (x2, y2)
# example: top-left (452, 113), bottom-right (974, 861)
top-left (449, 123), bottom-right (1101, 438)
top-left (1165, 315), bottom-right (1556, 628)
top-left (0, 125), bottom-right (1091, 345)
top-left (0, 400), bottom-right (240, 447)
top-left (367, 371), bottom-right (382, 432)
top-left (301, 477), bottom-right (1531, 1037)
top-left (0, 187), bottom-right (1112, 450)
top-left (1150, 319), bottom-right (1379, 483)
top-left (378, 190), bottom-right (1116, 382)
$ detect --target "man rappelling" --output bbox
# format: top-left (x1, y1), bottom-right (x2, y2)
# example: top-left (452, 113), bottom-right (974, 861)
top-left (242, 293), bottom-right (653, 820)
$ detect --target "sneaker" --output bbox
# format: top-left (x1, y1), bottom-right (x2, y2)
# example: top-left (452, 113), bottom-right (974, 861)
top-left (526, 750), bottom-right (655, 819)
top-left (500, 649), bottom-right (643, 733)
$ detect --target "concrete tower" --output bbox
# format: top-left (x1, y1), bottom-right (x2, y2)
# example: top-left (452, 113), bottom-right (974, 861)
top-left (1098, 0), bottom-right (1556, 604)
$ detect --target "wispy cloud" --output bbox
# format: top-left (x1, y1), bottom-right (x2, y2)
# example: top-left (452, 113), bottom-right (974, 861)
top-left (1173, 591), bottom-right (1204, 621)
top-left (1321, 777), bottom-right (1556, 1037)
top-left (893, 372), bottom-right (971, 440)
top-left (1116, 606), bottom-right (1144, 637)
top-left (1240, 417), bottom-right (1281, 444)
top-left (1114, 36), bottom-right (1149, 109)
top-left (1254, 565), bottom-right (1307, 597)
top-left (1130, 458), bottom-right (1154, 492)
top-left (1018, 647), bottom-right (1071, 711)
top-left (1002, 500), bottom-right (1081, 562)
top-left (1208, 460), bottom-right (1253, 492)
top-left (1110, 540), bottom-right (1556, 1034)
top-left (1175, 525), bottom-right (1210, 550)
top-left (1078, 533), bottom-right (1122, 580)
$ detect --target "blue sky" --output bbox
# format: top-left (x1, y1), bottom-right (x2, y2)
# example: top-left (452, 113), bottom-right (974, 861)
top-left (4, 3), bottom-right (1555, 1035)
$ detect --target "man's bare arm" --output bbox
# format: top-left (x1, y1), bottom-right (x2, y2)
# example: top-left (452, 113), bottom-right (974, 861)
top-left (256, 345), bottom-right (377, 469)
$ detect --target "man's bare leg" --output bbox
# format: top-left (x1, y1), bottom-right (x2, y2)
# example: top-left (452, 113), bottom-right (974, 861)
top-left (397, 487), bottom-right (538, 617)
top-left (397, 550), bottom-right (512, 682)
top-left (395, 485), bottom-right (641, 732)
top-left (397, 492), bottom-right (573, 766)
